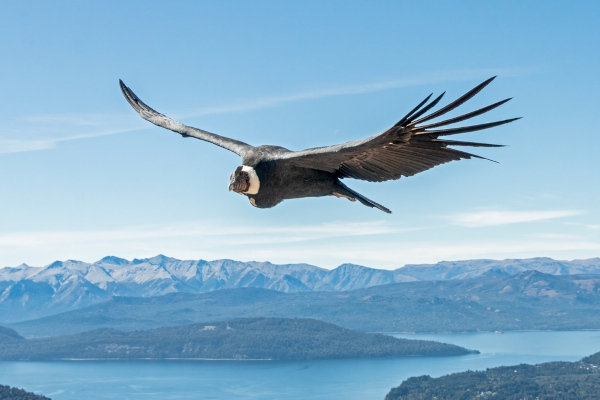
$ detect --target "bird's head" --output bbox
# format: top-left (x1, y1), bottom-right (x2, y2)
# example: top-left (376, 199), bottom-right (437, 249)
top-left (229, 166), bottom-right (250, 194)
top-left (229, 166), bottom-right (260, 195)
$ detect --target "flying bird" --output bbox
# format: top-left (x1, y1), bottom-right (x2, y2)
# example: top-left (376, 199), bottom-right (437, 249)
top-left (119, 77), bottom-right (518, 213)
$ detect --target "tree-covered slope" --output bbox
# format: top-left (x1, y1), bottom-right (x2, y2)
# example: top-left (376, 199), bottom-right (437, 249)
top-left (0, 318), bottom-right (475, 361)
top-left (0, 384), bottom-right (50, 400)
top-left (0, 326), bottom-right (24, 341)
top-left (386, 352), bottom-right (600, 400)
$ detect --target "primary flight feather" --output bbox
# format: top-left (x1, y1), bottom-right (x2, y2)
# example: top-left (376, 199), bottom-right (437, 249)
top-left (119, 77), bottom-right (518, 213)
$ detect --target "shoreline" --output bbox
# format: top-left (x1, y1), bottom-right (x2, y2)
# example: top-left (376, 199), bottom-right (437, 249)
top-left (60, 357), bottom-right (273, 361)
top-left (17, 328), bottom-right (600, 340)
top-left (380, 328), bottom-right (600, 335)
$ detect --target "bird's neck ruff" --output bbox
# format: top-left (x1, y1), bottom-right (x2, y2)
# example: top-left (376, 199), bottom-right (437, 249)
top-left (242, 166), bottom-right (260, 194)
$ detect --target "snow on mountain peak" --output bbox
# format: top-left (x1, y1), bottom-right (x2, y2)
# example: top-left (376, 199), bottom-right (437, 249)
top-left (96, 256), bottom-right (129, 266)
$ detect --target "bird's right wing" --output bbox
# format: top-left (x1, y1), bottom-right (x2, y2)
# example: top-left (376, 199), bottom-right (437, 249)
top-left (120, 80), bottom-right (253, 157)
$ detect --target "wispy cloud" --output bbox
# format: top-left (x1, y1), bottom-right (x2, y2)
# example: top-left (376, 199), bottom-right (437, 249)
top-left (0, 139), bottom-right (57, 153)
top-left (533, 233), bottom-right (581, 240)
top-left (566, 222), bottom-right (600, 230)
top-left (2, 216), bottom-right (598, 270)
top-left (180, 68), bottom-right (526, 118)
top-left (0, 114), bottom-right (147, 154)
top-left (0, 220), bottom-right (416, 267)
top-left (448, 210), bottom-right (582, 227)
top-left (247, 239), bottom-right (600, 269)
top-left (2, 210), bottom-right (599, 271)
top-left (1, 67), bottom-right (534, 154)
top-left (0, 220), bottom-right (401, 247)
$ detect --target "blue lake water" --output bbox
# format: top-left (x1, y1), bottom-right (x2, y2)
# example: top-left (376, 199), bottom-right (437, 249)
top-left (2, 331), bottom-right (600, 400)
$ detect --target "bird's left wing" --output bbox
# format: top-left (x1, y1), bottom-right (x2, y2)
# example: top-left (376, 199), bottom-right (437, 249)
top-left (120, 80), bottom-right (253, 157)
top-left (270, 77), bottom-right (519, 182)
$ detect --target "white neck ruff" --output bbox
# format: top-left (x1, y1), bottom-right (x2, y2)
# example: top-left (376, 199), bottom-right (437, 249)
top-left (241, 165), bottom-right (260, 195)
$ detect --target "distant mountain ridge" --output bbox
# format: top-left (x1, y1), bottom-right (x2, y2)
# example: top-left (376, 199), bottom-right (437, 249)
top-left (11, 270), bottom-right (600, 337)
top-left (1, 255), bottom-right (599, 323)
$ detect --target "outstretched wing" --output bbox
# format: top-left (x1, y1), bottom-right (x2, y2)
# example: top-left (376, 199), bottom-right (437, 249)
top-left (271, 77), bottom-right (519, 182)
top-left (120, 80), bottom-right (253, 157)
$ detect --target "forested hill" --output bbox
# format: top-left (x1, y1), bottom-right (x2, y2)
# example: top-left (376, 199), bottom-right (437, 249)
top-left (386, 351), bottom-right (600, 400)
top-left (0, 326), bottom-right (24, 341)
top-left (0, 318), bottom-right (475, 361)
top-left (0, 384), bottom-right (50, 400)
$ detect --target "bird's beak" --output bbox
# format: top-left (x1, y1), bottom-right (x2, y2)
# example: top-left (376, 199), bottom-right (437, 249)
top-left (228, 184), bottom-right (234, 192)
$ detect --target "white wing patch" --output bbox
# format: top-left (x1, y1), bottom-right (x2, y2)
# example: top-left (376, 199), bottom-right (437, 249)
top-left (242, 166), bottom-right (260, 195)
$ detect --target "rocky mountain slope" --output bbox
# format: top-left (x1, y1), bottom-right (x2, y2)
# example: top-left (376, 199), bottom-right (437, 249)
top-left (11, 270), bottom-right (600, 337)
top-left (1, 255), bottom-right (599, 323)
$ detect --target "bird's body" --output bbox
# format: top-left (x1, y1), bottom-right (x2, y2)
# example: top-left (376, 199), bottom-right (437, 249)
top-left (243, 160), bottom-right (383, 210)
top-left (120, 77), bottom-right (518, 213)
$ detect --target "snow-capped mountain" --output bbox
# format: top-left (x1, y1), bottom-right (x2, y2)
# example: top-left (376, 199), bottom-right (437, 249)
top-left (1, 255), bottom-right (599, 323)
top-left (0, 255), bottom-right (412, 323)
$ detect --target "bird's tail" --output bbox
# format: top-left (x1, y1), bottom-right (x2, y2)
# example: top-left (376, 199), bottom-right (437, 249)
top-left (335, 181), bottom-right (391, 214)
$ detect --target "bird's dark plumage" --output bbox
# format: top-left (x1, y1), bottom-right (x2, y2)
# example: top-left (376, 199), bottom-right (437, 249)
top-left (119, 78), bottom-right (518, 213)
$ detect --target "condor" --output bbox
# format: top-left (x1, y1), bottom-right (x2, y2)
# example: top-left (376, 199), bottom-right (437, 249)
top-left (120, 77), bottom-right (518, 213)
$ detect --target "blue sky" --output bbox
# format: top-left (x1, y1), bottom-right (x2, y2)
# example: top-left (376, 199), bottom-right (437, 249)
top-left (1, 1), bottom-right (599, 269)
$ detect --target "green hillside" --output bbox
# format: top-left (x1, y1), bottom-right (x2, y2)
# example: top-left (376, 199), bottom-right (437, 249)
top-left (0, 384), bottom-right (50, 400)
top-left (386, 352), bottom-right (600, 400)
top-left (0, 318), bottom-right (475, 361)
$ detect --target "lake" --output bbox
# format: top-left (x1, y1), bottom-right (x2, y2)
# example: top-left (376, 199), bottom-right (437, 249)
top-left (1, 330), bottom-right (600, 400)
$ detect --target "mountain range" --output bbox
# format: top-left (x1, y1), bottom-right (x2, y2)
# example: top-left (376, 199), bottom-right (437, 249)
top-left (2, 255), bottom-right (599, 324)
top-left (10, 269), bottom-right (600, 337)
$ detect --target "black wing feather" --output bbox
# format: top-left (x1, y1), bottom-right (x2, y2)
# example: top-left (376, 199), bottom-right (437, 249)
top-left (418, 98), bottom-right (512, 130)
top-left (421, 118), bottom-right (521, 137)
top-left (393, 93), bottom-right (432, 127)
top-left (410, 76), bottom-right (497, 125)
top-left (403, 92), bottom-right (445, 125)
top-left (272, 77), bottom-right (518, 182)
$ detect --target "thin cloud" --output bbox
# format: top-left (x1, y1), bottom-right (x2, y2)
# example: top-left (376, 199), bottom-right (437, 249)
top-left (448, 210), bottom-right (582, 227)
top-left (534, 233), bottom-right (581, 240)
top-left (0, 220), bottom-right (414, 267)
top-left (0, 114), bottom-right (147, 154)
top-left (242, 238), bottom-right (600, 270)
top-left (0, 139), bottom-right (56, 153)
top-left (0, 220), bottom-right (399, 247)
top-left (2, 220), bottom-right (598, 270)
top-left (0, 67), bottom-right (534, 154)
top-left (566, 222), bottom-right (600, 230)
top-left (178, 67), bottom-right (534, 118)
